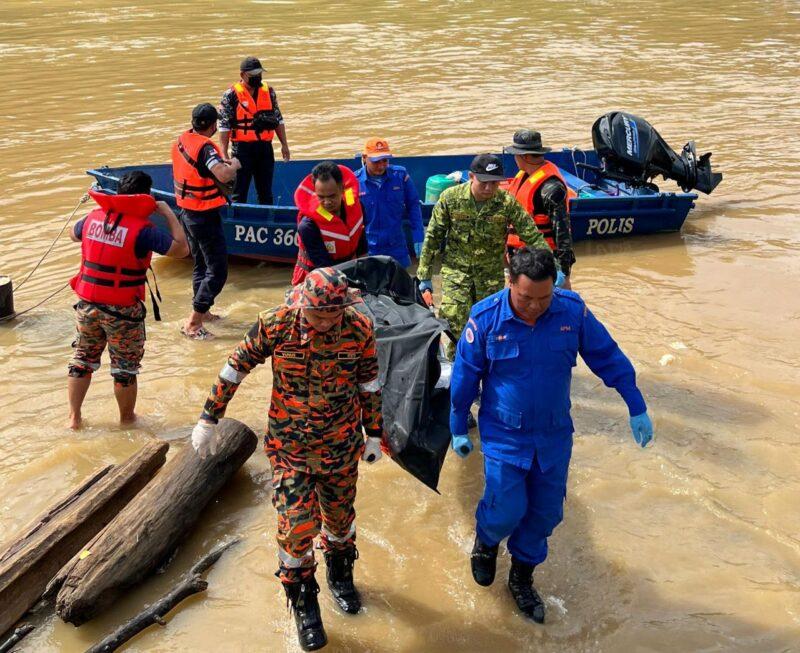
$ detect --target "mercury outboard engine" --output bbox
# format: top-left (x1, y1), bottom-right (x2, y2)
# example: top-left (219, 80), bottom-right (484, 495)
top-left (590, 111), bottom-right (722, 194)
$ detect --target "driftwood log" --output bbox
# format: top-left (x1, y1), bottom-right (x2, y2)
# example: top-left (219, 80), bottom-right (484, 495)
top-left (53, 418), bottom-right (257, 625)
top-left (0, 624), bottom-right (34, 653)
top-left (85, 539), bottom-right (239, 653)
top-left (0, 441), bottom-right (169, 637)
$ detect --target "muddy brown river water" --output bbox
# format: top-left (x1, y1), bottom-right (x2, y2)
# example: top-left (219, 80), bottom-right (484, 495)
top-left (1, 1), bottom-right (799, 651)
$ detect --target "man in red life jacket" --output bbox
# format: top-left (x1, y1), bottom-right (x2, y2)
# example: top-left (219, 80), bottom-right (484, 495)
top-left (67, 171), bottom-right (188, 429)
top-left (291, 161), bottom-right (367, 285)
top-left (218, 56), bottom-right (291, 205)
top-left (171, 103), bottom-right (240, 339)
top-left (504, 130), bottom-right (576, 288)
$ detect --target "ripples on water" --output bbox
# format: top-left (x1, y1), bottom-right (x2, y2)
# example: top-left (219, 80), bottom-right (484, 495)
top-left (1, 1), bottom-right (799, 651)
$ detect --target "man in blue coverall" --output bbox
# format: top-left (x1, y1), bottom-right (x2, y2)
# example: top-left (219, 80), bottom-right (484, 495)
top-left (355, 137), bottom-right (424, 268)
top-left (450, 246), bottom-right (654, 624)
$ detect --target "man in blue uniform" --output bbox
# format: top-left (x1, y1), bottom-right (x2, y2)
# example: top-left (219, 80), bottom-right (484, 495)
top-left (355, 137), bottom-right (424, 268)
top-left (449, 246), bottom-right (653, 624)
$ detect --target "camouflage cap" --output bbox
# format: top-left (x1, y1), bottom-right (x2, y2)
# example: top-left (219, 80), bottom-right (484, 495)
top-left (286, 267), bottom-right (362, 311)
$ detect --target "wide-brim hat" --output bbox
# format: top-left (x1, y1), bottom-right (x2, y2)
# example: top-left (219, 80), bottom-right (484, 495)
top-left (285, 267), bottom-right (362, 311)
top-left (503, 129), bottom-right (552, 156)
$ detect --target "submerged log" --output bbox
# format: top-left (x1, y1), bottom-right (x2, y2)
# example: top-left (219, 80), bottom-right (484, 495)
top-left (0, 441), bottom-right (169, 638)
top-left (85, 539), bottom-right (239, 653)
top-left (0, 624), bottom-right (34, 653)
top-left (54, 418), bottom-right (257, 625)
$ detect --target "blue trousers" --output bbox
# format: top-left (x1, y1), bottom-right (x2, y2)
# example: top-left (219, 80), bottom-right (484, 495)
top-left (367, 243), bottom-right (410, 268)
top-left (180, 208), bottom-right (228, 314)
top-left (476, 452), bottom-right (570, 566)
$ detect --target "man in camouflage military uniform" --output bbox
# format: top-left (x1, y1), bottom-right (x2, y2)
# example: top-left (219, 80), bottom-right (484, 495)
top-left (417, 153), bottom-right (551, 358)
top-left (191, 267), bottom-right (383, 652)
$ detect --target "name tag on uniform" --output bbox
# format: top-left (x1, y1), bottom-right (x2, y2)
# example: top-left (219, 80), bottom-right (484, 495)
top-left (337, 352), bottom-right (360, 360)
top-left (392, 186), bottom-right (401, 191)
top-left (275, 350), bottom-right (305, 360)
top-left (560, 325), bottom-right (572, 332)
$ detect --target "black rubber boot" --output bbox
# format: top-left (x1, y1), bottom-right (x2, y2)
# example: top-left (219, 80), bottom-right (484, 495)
top-left (324, 548), bottom-right (361, 614)
top-left (470, 534), bottom-right (499, 586)
top-left (508, 557), bottom-right (545, 624)
top-left (284, 576), bottom-right (328, 651)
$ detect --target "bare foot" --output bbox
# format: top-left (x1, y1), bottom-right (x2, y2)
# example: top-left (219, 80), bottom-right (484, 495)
top-left (120, 412), bottom-right (137, 425)
top-left (69, 414), bottom-right (82, 430)
top-left (203, 311), bottom-right (223, 322)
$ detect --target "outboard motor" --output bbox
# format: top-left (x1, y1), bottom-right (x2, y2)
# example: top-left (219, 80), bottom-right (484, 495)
top-left (590, 111), bottom-right (722, 194)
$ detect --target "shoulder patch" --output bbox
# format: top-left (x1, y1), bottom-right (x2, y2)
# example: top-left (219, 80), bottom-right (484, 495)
top-left (465, 327), bottom-right (475, 344)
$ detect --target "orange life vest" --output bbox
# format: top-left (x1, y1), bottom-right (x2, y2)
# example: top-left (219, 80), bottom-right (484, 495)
top-left (506, 161), bottom-right (575, 250)
top-left (291, 165), bottom-right (364, 285)
top-left (230, 82), bottom-right (274, 142)
top-left (171, 130), bottom-right (228, 211)
top-left (70, 190), bottom-right (155, 307)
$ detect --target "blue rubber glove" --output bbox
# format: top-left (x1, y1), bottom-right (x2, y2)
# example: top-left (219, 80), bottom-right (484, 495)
top-left (630, 412), bottom-right (653, 447)
top-left (413, 242), bottom-right (423, 258)
top-left (419, 279), bottom-right (433, 293)
top-left (556, 270), bottom-right (566, 288)
top-left (451, 434), bottom-right (473, 458)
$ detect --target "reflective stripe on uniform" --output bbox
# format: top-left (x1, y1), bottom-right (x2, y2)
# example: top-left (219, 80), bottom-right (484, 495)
top-left (219, 363), bottom-right (248, 384)
top-left (110, 366), bottom-right (139, 375)
top-left (73, 358), bottom-right (101, 371)
top-left (278, 547), bottom-right (314, 568)
top-left (359, 376), bottom-right (381, 393)
top-left (321, 522), bottom-right (356, 543)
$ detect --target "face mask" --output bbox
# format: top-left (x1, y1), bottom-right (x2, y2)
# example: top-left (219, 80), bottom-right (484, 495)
top-left (248, 75), bottom-right (262, 88)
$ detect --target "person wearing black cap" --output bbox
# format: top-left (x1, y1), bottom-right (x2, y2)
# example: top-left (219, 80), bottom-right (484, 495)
top-left (218, 56), bottom-right (291, 205)
top-left (416, 153), bottom-right (550, 358)
top-left (504, 130), bottom-right (576, 286)
top-left (171, 103), bottom-right (241, 339)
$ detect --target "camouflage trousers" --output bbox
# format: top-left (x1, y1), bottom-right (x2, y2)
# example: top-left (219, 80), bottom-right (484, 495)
top-left (69, 301), bottom-right (145, 383)
top-left (439, 269), bottom-right (504, 359)
top-left (271, 461), bottom-right (358, 583)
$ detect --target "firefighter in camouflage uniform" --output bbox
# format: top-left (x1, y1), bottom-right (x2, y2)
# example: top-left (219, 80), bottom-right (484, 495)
top-left (191, 267), bottom-right (383, 652)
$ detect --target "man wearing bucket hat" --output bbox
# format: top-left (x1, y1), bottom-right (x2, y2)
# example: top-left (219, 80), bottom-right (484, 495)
top-left (354, 137), bottom-right (424, 268)
top-left (416, 153), bottom-right (551, 358)
top-left (504, 130), bottom-right (576, 286)
top-left (191, 267), bottom-right (383, 651)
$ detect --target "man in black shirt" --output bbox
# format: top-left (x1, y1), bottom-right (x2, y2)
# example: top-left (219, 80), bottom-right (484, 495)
top-left (218, 56), bottom-right (291, 205)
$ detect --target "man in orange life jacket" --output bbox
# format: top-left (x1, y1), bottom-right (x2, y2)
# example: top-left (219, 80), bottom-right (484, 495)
top-left (291, 161), bottom-right (367, 285)
top-left (172, 103), bottom-right (240, 339)
top-left (218, 56), bottom-right (291, 205)
top-left (67, 171), bottom-right (188, 430)
top-left (504, 130), bottom-right (576, 288)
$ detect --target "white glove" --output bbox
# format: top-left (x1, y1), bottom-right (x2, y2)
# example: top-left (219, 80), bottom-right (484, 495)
top-left (362, 437), bottom-right (382, 464)
top-left (191, 420), bottom-right (218, 459)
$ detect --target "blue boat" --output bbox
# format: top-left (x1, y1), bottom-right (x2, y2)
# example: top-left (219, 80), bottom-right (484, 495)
top-left (87, 149), bottom-right (699, 264)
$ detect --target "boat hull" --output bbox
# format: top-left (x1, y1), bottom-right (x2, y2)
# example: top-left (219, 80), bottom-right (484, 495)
top-left (88, 150), bottom-right (696, 264)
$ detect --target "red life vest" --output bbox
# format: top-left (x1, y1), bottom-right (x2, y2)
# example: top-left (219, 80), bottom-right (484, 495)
top-left (230, 81), bottom-right (274, 142)
top-left (171, 130), bottom-right (228, 211)
top-left (506, 161), bottom-right (575, 250)
top-left (70, 190), bottom-right (155, 307)
top-left (291, 165), bottom-right (364, 285)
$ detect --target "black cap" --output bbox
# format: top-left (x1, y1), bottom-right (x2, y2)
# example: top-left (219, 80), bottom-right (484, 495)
top-left (503, 130), bottom-right (552, 156)
top-left (469, 153), bottom-right (505, 182)
top-left (240, 56), bottom-right (264, 74)
top-left (191, 103), bottom-right (218, 129)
